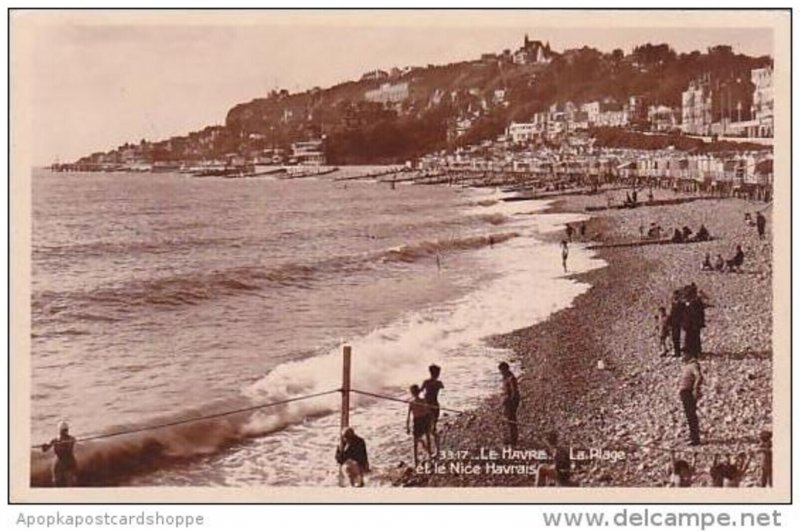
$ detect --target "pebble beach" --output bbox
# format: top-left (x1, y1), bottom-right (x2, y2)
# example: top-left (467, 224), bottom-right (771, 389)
top-left (420, 190), bottom-right (774, 488)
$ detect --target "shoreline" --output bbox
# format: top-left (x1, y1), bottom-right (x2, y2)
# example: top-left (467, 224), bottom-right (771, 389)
top-left (418, 190), bottom-right (772, 487)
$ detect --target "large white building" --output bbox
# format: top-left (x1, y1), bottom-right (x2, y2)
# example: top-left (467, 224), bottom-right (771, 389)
top-left (681, 79), bottom-right (713, 136)
top-left (512, 34), bottom-right (554, 65)
top-left (365, 82), bottom-right (410, 104)
top-left (751, 67), bottom-right (774, 138)
top-left (291, 139), bottom-right (326, 165)
top-left (506, 122), bottom-right (541, 144)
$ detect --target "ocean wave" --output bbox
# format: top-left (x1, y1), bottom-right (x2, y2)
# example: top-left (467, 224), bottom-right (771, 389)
top-left (32, 233), bottom-right (518, 324)
top-left (33, 236), bottom-right (231, 261)
top-left (380, 232), bottom-right (518, 263)
top-left (29, 390), bottom-right (341, 487)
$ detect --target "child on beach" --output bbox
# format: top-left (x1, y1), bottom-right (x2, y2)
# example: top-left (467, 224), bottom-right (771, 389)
top-left (421, 365), bottom-right (444, 457)
top-left (655, 306), bottom-right (669, 357)
top-left (701, 253), bottom-right (713, 271)
top-left (406, 385), bottom-right (432, 467)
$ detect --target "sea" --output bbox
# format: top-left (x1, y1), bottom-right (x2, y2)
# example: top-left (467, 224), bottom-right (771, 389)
top-left (30, 167), bottom-right (605, 487)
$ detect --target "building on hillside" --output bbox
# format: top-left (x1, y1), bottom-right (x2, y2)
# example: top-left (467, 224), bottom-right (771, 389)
top-left (682, 77), bottom-right (714, 136)
top-left (290, 139), bottom-right (326, 166)
top-left (581, 101), bottom-right (601, 123)
top-left (625, 96), bottom-right (648, 125)
top-left (448, 117), bottom-right (475, 141)
top-left (361, 69), bottom-right (389, 81)
top-left (506, 122), bottom-right (542, 144)
top-left (751, 66), bottom-right (774, 137)
top-left (596, 109), bottom-right (629, 128)
top-left (512, 34), bottom-right (554, 65)
top-left (647, 105), bottom-right (680, 132)
top-left (581, 100), bottom-right (627, 127)
top-left (365, 82), bottom-right (410, 105)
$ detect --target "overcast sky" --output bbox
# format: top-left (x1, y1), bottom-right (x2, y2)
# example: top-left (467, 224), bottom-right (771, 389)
top-left (20, 11), bottom-right (775, 164)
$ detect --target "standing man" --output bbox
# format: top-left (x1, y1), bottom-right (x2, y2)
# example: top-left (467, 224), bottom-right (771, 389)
top-left (421, 364), bottom-right (444, 457)
top-left (666, 290), bottom-right (685, 358)
top-left (756, 211), bottom-right (766, 240)
top-left (561, 240), bottom-right (569, 273)
top-left (682, 285), bottom-right (706, 359)
top-left (498, 362), bottom-right (520, 445)
top-left (678, 356), bottom-right (704, 446)
top-left (41, 421), bottom-right (78, 487)
top-left (335, 427), bottom-right (369, 487)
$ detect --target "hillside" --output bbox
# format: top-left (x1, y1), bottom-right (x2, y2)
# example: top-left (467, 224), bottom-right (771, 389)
top-left (77, 42), bottom-right (772, 166)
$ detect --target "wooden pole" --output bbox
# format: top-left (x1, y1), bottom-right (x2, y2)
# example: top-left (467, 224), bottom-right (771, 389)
top-left (341, 345), bottom-right (352, 430)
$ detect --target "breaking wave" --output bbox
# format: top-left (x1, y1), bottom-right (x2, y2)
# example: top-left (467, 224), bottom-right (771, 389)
top-left (32, 233), bottom-right (519, 326)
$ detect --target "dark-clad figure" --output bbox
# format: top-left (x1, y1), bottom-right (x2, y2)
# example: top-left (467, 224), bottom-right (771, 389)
top-left (756, 211), bottom-right (766, 239)
top-left (421, 364), bottom-right (444, 457)
top-left (695, 224), bottom-right (710, 242)
top-left (682, 286), bottom-right (706, 359)
top-left (666, 290), bottom-right (685, 358)
top-left (536, 431), bottom-right (574, 486)
top-left (498, 362), bottom-right (520, 445)
top-left (41, 421), bottom-right (77, 487)
top-left (336, 427), bottom-right (369, 487)
top-left (678, 356), bottom-right (704, 446)
top-left (759, 430), bottom-right (773, 487)
top-left (565, 224), bottom-right (574, 242)
top-left (726, 244), bottom-right (745, 272)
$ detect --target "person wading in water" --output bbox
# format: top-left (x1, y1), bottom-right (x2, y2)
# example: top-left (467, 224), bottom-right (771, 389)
top-left (41, 421), bottom-right (78, 487)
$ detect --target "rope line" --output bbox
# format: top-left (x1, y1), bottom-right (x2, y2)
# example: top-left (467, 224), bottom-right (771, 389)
top-left (33, 388), bottom-right (341, 449)
top-left (34, 386), bottom-right (766, 461)
top-left (349, 388), bottom-right (466, 416)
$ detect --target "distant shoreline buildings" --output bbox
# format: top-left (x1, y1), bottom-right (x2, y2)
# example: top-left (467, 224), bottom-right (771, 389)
top-left (62, 36), bottom-right (774, 172)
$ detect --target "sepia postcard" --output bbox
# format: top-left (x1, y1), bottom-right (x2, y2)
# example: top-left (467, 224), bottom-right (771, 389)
top-left (8, 8), bottom-right (791, 503)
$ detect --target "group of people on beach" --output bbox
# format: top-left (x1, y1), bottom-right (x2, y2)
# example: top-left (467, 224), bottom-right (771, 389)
top-left (655, 282), bottom-right (708, 361)
top-left (639, 222), bottom-right (710, 244)
top-left (744, 210), bottom-right (768, 240)
top-left (655, 283), bottom-right (709, 447)
top-left (335, 361), bottom-right (527, 487)
top-left (701, 245), bottom-right (745, 273)
top-left (335, 364), bottom-right (445, 487)
top-left (670, 224), bottom-right (711, 244)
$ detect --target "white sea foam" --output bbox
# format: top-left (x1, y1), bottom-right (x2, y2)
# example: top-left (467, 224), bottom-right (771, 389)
top-left (169, 192), bottom-right (608, 486)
